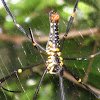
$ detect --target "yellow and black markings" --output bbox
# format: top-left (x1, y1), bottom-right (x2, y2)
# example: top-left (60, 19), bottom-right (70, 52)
top-left (18, 69), bottom-right (23, 73)
top-left (32, 42), bottom-right (36, 46)
top-left (78, 78), bottom-right (82, 83)
top-left (71, 12), bottom-right (75, 18)
top-left (90, 55), bottom-right (94, 58)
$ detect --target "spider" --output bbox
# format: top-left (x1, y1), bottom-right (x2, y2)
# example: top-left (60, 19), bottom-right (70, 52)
top-left (0, 0), bottom-right (100, 100)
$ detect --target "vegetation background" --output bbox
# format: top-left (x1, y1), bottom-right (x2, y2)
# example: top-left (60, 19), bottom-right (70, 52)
top-left (0, 0), bottom-right (100, 100)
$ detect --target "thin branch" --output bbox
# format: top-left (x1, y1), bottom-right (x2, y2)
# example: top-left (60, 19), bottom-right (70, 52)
top-left (0, 27), bottom-right (98, 45)
top-left (63, 71), bottom-right (100, 95)
top-left (0, 34), bottom-right (27, 45)
top-left (83, 31), bottom-right (99, 82)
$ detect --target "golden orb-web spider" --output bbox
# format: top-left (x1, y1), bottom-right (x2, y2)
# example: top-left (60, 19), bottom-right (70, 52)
top-left (0, 0), bottom-right (100, 100)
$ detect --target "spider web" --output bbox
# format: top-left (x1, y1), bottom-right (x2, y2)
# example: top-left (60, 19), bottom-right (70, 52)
top-left (0, 0), bottom-right (100, 100)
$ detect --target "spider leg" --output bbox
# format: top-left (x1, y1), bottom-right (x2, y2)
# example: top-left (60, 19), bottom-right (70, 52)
top-left (1, 0), bottom-right (31, 39)
top-left (60, 0), bottom-right (80, 51)
top-left (1, 0), bottom-right (46, 53)
top-left (63, 51), bottom-right (100, 61)
top-left (33, 68), bottom-right (47, 100)
top-left (0, 83), bottom-right (21, 93)
top-left (63, 64), bottom-right (100, 99)
top-left (59, 69), bottom-right (66, 100)
top-left (29, 27), bottom-right (46, 52)
top-left (0, 61), bottom-right (45, 93)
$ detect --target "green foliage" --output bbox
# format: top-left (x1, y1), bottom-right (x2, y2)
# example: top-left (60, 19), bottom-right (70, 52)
top-left (0, 0), bottom-right (100, 100)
